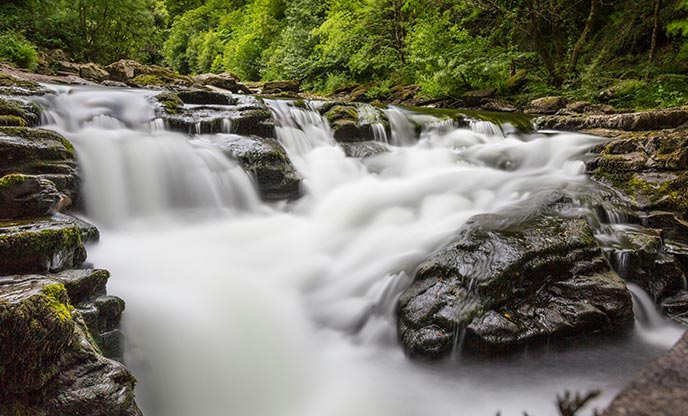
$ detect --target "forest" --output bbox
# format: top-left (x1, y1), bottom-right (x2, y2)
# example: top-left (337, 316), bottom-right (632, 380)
top-left (1, 0), bottom-right (688, 108)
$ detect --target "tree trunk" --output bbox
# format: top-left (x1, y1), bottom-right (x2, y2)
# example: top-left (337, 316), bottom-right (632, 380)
top-left (648, 0), bottom-right (662, 64)
top-left (568, 0), bottom-right (600, 74)
top-left (392, 0), bottom-right (406, 67)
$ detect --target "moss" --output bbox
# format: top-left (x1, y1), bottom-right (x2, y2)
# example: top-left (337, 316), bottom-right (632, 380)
top-left (132, 74), bottom-right (164, 86)
top-left (0, 127), bottom-right (75, 156)
top-left (42, 284), bottom-right (72, 321)
top-left (0, 115), bottom-right (27, 127)
top-left (326, 105), bottom-right (359, 123)
top-left (155, 92), bottom-right (183, 114)
top-left (0, 173), bottom-right (29, 189)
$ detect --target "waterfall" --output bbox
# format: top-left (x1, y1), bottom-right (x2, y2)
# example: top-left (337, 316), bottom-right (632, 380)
top-left (33, 85), bottom-right (684, 416)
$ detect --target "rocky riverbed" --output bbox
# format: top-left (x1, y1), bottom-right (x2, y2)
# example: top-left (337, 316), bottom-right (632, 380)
top-left (1, 63), bottom-right (687, 415)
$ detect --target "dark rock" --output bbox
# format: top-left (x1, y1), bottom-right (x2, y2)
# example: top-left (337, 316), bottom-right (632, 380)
top-left (0, 215), bottom-right (89, 275)
top-left (177, 90), bottom-right (234, 105)
top-left (0, 127), bottom-right (79, 200)
top-left (262, 80), bottom-right (300, 95)
top-left (155, 91), bottom-right (184, 114)
top-left (662, 292), bottom-right (688, 325)
top-left (601, 331), bottom-right (688, 416)
top-left (525, 96), bottom-right (568, 115)
top-left (398, 208), bottom-right (634, 359)
top-left (0, 97), bottom-right (40, 126)
top-left (0, 174), bottom-right (68, 220)
top-left (206, 135), bottom-right (301, 201)
top-left (462, 89), bottom-right (497, 107)
top-left (389, 84), bottom-right (420, 105)
top-left (233, 109), bottom-right (276, 138)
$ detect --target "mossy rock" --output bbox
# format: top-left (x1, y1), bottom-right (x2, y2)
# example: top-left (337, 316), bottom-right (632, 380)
top-left (326, 105), bottom-right (358, 123)
top-left (155, 91), bottom-right (183, 114)
top-left (0, 73), bottom-right (49, 96)
top-left (0, 115), bottom-right (27, 127)
top-left (0, 278), bottom-right (76, 396)
top-left (0, 97), bottom-right (39, 126)
top-left (132, 74), bottom-right (165, 87)
top-left (0, 217), bottom-right (86, 275)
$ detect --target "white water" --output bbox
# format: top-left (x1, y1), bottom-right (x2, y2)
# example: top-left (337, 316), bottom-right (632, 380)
top-left (38, 86), bottom-right (684, 416)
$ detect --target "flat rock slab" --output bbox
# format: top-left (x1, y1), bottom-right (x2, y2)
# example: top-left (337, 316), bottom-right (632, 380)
top-left (602, 331), bottom-right (688, 416)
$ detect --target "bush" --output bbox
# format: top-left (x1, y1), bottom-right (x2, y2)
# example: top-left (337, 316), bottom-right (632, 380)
top-left (0, 32), bottom-right (38, 70)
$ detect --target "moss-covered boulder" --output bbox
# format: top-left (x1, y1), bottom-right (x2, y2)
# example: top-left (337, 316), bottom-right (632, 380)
top-left (398, 205), bottom-right (633, 359)
top-left (0, 273), bottom-right (141, 415)
top-left (0, 174), bottom-right (67, 220)
top-left (325, 105), bottom-right (380, 143)
top-left (78, 63), bottom-right (110, 83)
top-left (0, 127), bottom-right (79, 199)
top-left (155, 91), bottom-right (184, 114)
top-left (0, 278), bottom-right (76, 396)
top-left (0, 97), bottom-right (39, 126)
top-left (104, 59), bottom-right (193, 88)
top-left (0, 216), bottom-right (87, 275)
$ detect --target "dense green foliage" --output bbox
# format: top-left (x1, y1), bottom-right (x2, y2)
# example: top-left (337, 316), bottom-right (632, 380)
top-left (1, 0), bottom-right (687, 108)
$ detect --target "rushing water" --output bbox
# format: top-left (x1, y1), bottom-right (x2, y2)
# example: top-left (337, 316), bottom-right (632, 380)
top-left (37, 85), bottom-right (684, 416)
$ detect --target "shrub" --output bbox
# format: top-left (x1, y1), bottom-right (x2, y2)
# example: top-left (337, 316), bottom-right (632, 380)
top-left (0, 32), bottom-right (38, 70)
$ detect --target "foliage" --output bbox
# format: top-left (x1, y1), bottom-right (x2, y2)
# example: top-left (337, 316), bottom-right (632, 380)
top-left (0, 32), bottom-right (39, 70)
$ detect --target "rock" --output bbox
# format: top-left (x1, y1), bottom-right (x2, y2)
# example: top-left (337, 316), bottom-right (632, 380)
top-left (0, 72), bottom-right (51, 96)
top-left (233, 109), bottom-right (276, 138)
top-left (193, 73), bottom-right (252, 94)
top-left (155, 91), bottom-right (184, 114)
top-left (104, 59), bottom-right (192, 88)
top-left (340, 141), bottom-right (389, 158)
top-left (462, 89), bottom-right (497, 107)
top-left (0, 274), bottom-right (141, 415)
top-left (538, 108), bottom-right (688, 132)
top-left (0, 127), bottom-right (79, 199)
top-left (79, 63), bottom-right (110, 82)
top-left (325, 105), bottom-right (379, 143)
top-left (100, 80), bottom-right (128, 88)
top-left (0, 215), bottom-right (90, 275)
top-left (55, 61), bottom-right (81, 75)
top-left (480, 100), bottom-right (518, 113)
top-left (0, 174), bottom-right (68, 220)
top-left (177, 90), bottom-right (233, 105)
top-left (389, 84), bottom-right (419, 105)
top-left (662, 292), bottom-right (688, 325)
top-left (397, 206), bottom-right (633, 359)
top-left (601, 331), bottom-right (688, 416)
top-left (262, 80), bottom-right (300, 95)
top-left (207, 135), bottom-right (301, 201)
top-left (525, 96), bottom-right (568, 115)
top-left (0, 97), bottom-right (40, 126)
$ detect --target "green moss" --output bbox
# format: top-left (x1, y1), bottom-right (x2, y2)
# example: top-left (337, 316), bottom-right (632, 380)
top-left (326, 105), bottom-right (359, 123)
top-left (0, 127), bottom-right (75, 157)
top-left (41, 284), bottom-right (72, 321)
top-left (133, 74), bottom-right (164, 86)
top-left (0, 115), bottom-right (27, 127)
top-left (0, 173), bottom-right (29, 189)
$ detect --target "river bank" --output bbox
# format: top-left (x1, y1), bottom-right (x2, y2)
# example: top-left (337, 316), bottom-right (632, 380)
top-left (1, 63), bottom-right (686, 415)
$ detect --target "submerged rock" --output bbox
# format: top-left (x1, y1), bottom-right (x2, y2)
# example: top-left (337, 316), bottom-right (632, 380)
top-left (398, 208), bottom-right (634, 359)
top-left (340, 141), bottom-right (389, 158)
top-left (601, 331), bottom-right (688, 416)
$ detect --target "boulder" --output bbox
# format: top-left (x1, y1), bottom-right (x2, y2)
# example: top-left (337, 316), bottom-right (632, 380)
top-left (480, 100), bottom-right (518, 113)
top-left (207, 135), bottom-right (301, 201)
top-left (104, 60), bottom-right (193, 88)
top-left (177, 90), bottom-right (234, 105)
top-left (79, 63), bottom-right (110, 82)
top-left (0, 274), bottom-right (141, 415)
top-left (538, 108), bottom-right (688, 132)
top-left (262, 80), bottom-right (300, 95)
top-left (0, 72), bottom-right (50, 96)
top-left (462, 89), bottom-right (497, 107)
top-left (505, 69), bottom-right (527, 93)
top-left (0, 174), bottom-right (68, 220)
top-left (0, 97), bottom-right (40, 126)
top-left (0, 215), bottom-right (89, 275)
top-left (325, 105), bottom-right (379, 143)
top-left (601, 331), bottom-right (688, 416)
top-left (155, 91), bottom-right (184, 114)
top-left (525, 96), bottom-right (567, 115)
top-left (398, 206), bottom-right (634, 359)
top-left (0, 127), bottom-right (79, 199)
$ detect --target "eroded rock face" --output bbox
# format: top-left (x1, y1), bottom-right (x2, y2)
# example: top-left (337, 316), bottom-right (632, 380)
top-left (193, 73), bottom-right (252, 94)
top-left (537, 108), bottom-right (688, 132)
top-left (398, 209), bottom-right (634, 359)
top-left (602, 331), bottom-right (688, 416)
top-left (0, 174), bottom-right (67, 220)
top-left (0, 127), bottom-right (79, 199)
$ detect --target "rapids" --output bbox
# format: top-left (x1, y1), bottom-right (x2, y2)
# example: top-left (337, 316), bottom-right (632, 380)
top-left (37, 85), bottom-right (684, 416)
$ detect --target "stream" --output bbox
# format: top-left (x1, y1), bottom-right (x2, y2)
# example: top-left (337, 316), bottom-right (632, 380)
top-left (37, 85), bottom-right (684, 416)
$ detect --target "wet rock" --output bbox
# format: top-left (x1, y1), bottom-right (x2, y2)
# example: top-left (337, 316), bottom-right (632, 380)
top-left (525, 96), bottom-right (567, 115)
top-left (262, 80), bottom-right (300, 95)
top-left (662, 291), bottom-right (688, 325)
top-left (462, 89), bottom-right (497, 107)
top-left (0, 215), bottom-right (90, 275)
top-left (397, 209), bottom-right (633, 359)
top-left (206, 135), bottom-right (301, 201)
top-left (0, 174), bottom-right (68, 220)
top-left (325, 105), bottom-right (379, 143)
top-left (0, 274), bottom-right (141, 415)
top-left (100, 80), bottom-right (128, 88)
top-left (0, 97), bottom-right (40, 126)
top-left (0, 72), bottom-right (50, 96)
top-left (601, 331), bottom-right (688, 416)
top-left (177, 90), bottom-right (234, 105)
top-left (233, 109), bottom-right (276, 138)
top-left (155, 91), bottom-right (184, 114)
top-left (340, 141), bottom-right (389, 158)
top-left (79, 63), bottom-right (110, 82)
top-left (193, 73), bottom-right (252, 94)
top-left (0, 127), bottom-right (79, 199)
